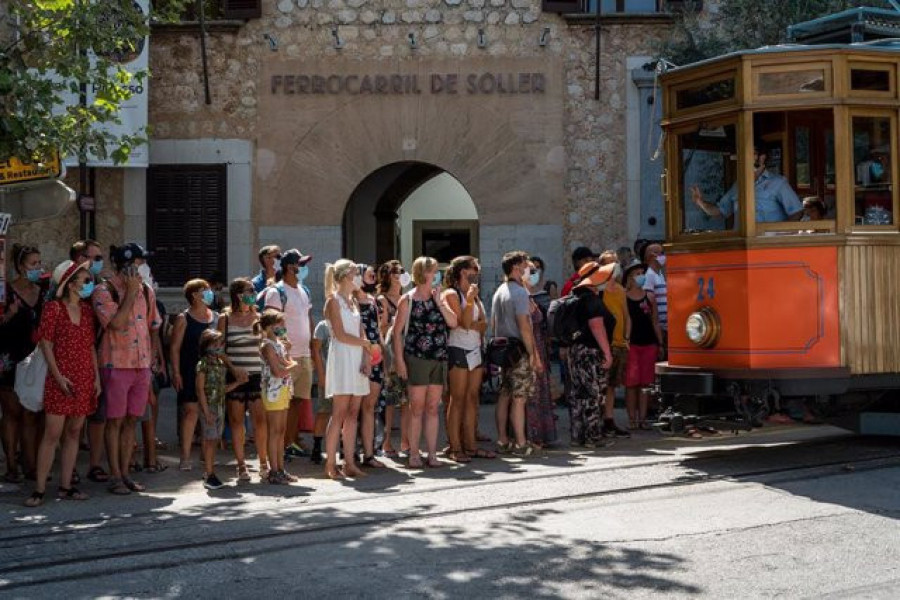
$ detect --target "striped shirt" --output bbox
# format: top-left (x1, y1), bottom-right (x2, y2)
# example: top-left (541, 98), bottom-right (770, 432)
top-left (225, 322), bottom-right (262, 375)
top-left (643, 267), bottom-right (668, 331)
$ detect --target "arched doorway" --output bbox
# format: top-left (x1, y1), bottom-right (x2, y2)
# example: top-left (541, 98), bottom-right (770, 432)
top-left (343, 161), bottom-right (479, 266)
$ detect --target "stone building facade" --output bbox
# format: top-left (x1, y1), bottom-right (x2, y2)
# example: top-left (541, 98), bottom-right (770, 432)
top-left (7, 1), bottom-right (702, 309)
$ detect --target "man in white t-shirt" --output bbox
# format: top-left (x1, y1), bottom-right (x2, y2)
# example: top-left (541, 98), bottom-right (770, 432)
top-left (641, 242), bottom-right (667, 355)
top-left (264, 248), bottom-right (314, 458)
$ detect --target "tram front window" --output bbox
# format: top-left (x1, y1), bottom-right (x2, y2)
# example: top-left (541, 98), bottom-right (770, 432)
top-left (679, 124), bottom-right (737, 233)
top-left (853, 116), bottom-right (894, 226)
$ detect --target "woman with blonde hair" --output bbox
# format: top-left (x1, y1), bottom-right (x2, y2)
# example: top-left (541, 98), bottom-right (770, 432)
top-left (323, 260), bottom-right (378, 479)
top-left (393, 256), bottom-right (457, 468)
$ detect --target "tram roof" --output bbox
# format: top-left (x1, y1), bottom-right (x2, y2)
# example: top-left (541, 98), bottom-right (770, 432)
top-left (665, 37), bottom-right (900, 76)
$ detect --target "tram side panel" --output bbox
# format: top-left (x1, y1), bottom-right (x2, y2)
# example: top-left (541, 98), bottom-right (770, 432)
top-left (668, 247), bottom-right (841, 370)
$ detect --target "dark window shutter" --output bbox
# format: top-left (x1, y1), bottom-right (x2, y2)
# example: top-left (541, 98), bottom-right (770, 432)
top-left (542, 0), bottom-right (585, 14)
top-left (223, 0), bottom-right (261, 19)
top-left (147, 165), bottom-right (227, 288)
top-left (664, 0), bottom-right (702, 11)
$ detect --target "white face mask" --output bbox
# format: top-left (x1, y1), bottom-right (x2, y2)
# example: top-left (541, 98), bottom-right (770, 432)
top-left (352, 275), bottom-right (362, 289)
top-left (399, 272), bottom-right (411, 287)
top-left (137, 263), bottom-right (153, 286)
top-left (656, 255), bottom-right (667, 267)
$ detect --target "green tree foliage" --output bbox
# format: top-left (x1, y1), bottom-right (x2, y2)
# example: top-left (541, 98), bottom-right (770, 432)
top-left (660, 0), bottom-right (895, 66)
top-left (0, 0), bottom-right (187, 165)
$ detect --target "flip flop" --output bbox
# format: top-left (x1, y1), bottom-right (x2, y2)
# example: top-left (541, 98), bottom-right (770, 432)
top-left (122, 477), bottom-right (146, 492)
top-left (447, 451), bottom-right (471, 464)
top-left (87, 466), bottom-right (110, 483)
top-left (58, 487), bottom-right (89, 501)
top-left (108, 479), bottom-right (131, 495)
top-left (468, 448), bottom-right (497, 459)
top-left (143, 462), bottom-right (169, 474)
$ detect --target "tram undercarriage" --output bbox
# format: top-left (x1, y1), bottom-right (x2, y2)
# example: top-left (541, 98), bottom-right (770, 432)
top-left (653, 366), bottom-right (900, 436)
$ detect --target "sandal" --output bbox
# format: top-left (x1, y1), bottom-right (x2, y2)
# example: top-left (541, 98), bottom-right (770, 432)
top-left (496, 441), bottom-right (514, 454)
top-left (468, 448), bottom-right (496, 459)
top-left (425, 456), bottom-right (443, 468)
top-left (58, 487), bottom-right (89, 501)
top-left (87, 466), bottom-right (109, 483)
top-left (122, 477), bottom-right (146, 492)
top-left (24, 491), bottom-right (44, 507)
top-left (406, 456), bottom-right (424, 469)
top-left (144, 462), bottom-right (169, 474)
top-left (447, 451), bottom-right (471, 464)
top-left (361, 455), bottom-right (386, 468)
top-left (108, 479), bottom-right (131, 495)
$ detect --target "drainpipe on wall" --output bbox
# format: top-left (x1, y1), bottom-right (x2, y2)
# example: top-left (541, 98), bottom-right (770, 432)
top-left (198, 0), bottom-right (211, 105)
top-left (594, 0), bottom-right (602, 101)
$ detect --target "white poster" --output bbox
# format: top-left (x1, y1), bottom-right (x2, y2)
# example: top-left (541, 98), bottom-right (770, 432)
top-left (63, 0), bottom-right (149, 168)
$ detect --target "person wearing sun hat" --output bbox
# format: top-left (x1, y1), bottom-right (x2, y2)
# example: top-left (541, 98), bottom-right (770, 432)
top-left (24, 260), bottom-right (101, 507)
top-left (566, 261), bottom-right (617, 449)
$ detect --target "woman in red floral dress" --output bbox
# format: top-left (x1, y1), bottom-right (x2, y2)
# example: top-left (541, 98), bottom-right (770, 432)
top-left (25, 261), bottom-right (101, 507)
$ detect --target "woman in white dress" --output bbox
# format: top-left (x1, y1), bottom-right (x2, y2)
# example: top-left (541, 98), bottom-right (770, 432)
top-left (323, 260), bottom-right (379, 479)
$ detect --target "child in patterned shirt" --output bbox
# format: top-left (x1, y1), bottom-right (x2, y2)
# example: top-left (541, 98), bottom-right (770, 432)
top-left (196, 329), bottom-right (240, 490)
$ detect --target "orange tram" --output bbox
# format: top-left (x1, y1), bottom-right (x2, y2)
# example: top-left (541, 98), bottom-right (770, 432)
top-left (655, 41), bottom-right (900, 436)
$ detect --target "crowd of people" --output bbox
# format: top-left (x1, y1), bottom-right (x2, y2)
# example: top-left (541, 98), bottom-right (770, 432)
top-left (0, 237), bottom-right (671, 507)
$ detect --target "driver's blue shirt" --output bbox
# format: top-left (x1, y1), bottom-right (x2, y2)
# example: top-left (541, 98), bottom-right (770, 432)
top-left (717, 170), bottom-right (802, 226)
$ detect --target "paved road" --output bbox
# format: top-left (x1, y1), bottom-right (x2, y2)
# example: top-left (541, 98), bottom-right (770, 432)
top-left (1, 403), bottom-right (899, 598)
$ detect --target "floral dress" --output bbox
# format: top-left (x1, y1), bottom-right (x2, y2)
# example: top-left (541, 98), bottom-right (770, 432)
top-left (526, 299), bottom-right (557, 446)
top-left (37, 300), bottom-right (97, 416)
top-left (359, 299), bottom-right (383, 385)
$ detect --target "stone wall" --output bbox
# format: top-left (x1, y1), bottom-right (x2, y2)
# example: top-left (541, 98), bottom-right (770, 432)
top-left (5, 169), bottom-right (124, 275)
top-left (145, 2), bottom-right (675, 277)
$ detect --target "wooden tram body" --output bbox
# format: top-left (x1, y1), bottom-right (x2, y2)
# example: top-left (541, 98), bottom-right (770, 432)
top-left (656, 42), bottom-right (900, 435)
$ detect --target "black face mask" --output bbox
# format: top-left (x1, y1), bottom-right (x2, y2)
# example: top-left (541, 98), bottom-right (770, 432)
top-left (362, 283), bottom-right (377, 294)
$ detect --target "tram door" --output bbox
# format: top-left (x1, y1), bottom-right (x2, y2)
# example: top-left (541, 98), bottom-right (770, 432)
top-left (788, 110), bottom-right (836, 216)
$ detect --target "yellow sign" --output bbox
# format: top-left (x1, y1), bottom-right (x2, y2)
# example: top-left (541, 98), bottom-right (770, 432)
top-left (0, 154), bottom-right (62, 186)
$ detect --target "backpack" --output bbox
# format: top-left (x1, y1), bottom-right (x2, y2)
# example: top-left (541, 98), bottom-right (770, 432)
top-left (547, 293), bottom-right (584, 348)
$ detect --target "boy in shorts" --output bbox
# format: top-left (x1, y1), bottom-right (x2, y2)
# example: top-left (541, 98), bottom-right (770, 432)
top-left (196, 329), bottom-right (240, 489)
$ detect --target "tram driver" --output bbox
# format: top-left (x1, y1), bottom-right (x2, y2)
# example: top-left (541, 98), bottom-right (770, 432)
top-left (690, 142), bottom-right (804, 227)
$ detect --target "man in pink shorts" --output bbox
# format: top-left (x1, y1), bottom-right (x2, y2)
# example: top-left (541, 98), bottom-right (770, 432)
top-left (93, 243), bottom-right (161, 495)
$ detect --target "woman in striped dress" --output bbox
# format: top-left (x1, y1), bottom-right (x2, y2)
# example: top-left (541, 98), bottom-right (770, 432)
top-left (217, 278), bottom-right (267, 482)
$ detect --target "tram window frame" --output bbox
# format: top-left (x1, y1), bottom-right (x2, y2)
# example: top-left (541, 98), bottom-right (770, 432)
top-left (671, 119), bottom-right (745, 240)
top-left (754, 108), bottom-right (838, 237)
top-left (849, 109), bottom-right (899, 232)
top-left (752, 62), bottom-right (832, 101)
top-left (848, 62), bottom-right (895, 98)
top-left (669, 70), bottom-right (738, 117)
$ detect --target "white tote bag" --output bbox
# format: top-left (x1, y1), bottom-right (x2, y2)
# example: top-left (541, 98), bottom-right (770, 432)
top-left (14, 347), bottom-right (47, 412)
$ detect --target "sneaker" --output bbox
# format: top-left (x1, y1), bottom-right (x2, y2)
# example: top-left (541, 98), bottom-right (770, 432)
top-left (285, 443), bottom-right (307, 459)
top-left (237, 464), bottom-right (251, 482)
top-left (179, 460), bottom-right (193, 472)
top-left (203, 473), bottom-right (225, 490)
top-left (602, 423), bottom-right (631, 438)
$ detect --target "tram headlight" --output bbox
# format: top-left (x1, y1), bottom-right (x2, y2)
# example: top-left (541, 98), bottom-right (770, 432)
top-left (685, 307), bottom-right (721, 349)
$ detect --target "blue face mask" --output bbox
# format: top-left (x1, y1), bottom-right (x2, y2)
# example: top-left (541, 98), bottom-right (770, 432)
top-left (201, 289), bottom-right (215, 306)
top-left (299, 265), bottom-right (309, 281)
top-left (78, 281), bottom-right (95, 299)
top-left (89, 260), bottom-right (103, 276)
top-left (634, 274), bottom-right (647, 288)
top-left (25, 268), bottom-right (42, 283)
top-left (432, 271), bottom-right (442, 287)
top-left (527, 271), bottom-right (540, 287)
